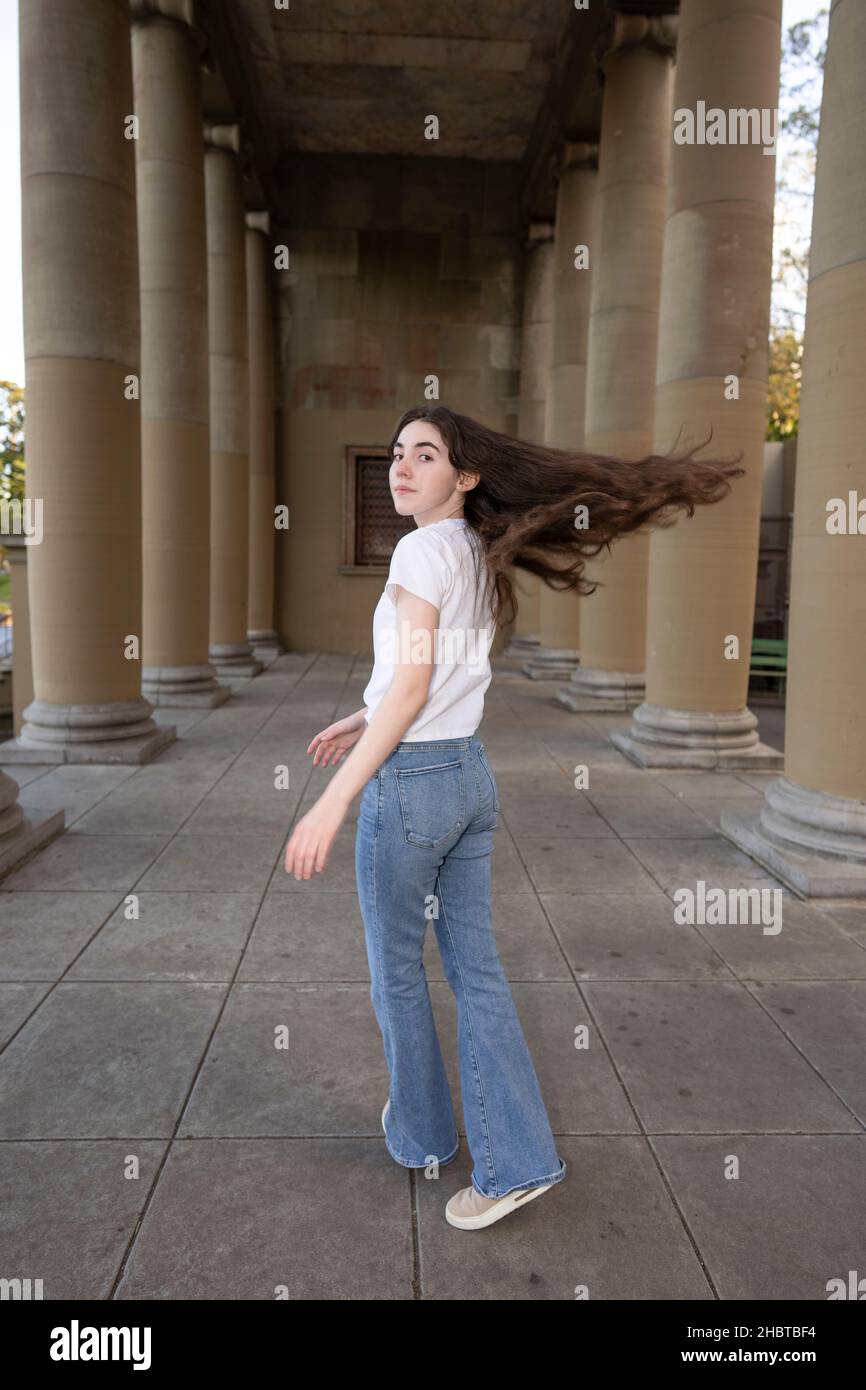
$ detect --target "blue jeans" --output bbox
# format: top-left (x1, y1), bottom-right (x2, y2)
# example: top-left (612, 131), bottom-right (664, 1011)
top-left (354, 733), bottom-right (567, 1201)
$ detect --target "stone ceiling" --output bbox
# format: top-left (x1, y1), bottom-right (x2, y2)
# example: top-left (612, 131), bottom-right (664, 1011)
top-left (198, 0), bottom-right (680, 217)
top-left (231, 0), bottom-right (571, 162)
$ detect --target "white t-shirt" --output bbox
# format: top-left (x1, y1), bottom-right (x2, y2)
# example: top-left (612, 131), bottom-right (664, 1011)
top-left (362, 517), bottom-right (495, 740)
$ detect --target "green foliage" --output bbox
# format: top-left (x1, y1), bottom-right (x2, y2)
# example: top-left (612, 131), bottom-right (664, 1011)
top-left (0, 380), bottom-right (26, 508)
top-left (781, 11), bottom-right (828, 138)
top-left (767, 9), bottom-right (828, 440)
top-left (767, 331), bottom-right (802, 441)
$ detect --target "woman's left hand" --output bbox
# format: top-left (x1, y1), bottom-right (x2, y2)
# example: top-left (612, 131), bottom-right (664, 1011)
top-left (284, 795), bottom-right (348, 880)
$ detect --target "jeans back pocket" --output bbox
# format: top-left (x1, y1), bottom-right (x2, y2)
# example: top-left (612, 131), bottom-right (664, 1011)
top-left (394, 760), bottom-right (466, 847)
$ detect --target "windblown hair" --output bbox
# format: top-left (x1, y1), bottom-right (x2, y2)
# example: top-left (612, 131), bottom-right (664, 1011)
top-left (387, 405), bottom-right (746, 630)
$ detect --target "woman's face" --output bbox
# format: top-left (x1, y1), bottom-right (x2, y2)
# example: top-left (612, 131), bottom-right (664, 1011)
top-left (389, 419), bottom-right (476, 525)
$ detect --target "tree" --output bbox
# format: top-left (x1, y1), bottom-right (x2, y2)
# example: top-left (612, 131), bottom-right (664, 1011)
top-left (767, 9), bottom-right (828, 439)
top-left (0, 380), bottom-right (26, 509)
top-left (767, 330), bottom-right (802, 442)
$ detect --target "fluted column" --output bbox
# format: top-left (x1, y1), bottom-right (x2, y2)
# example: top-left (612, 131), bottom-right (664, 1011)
top-left (523, 144), bottom-right (598, 680)
top-left (611, 0), bottom-right (783, 770)
top-left (245, 211), bottom-right (283, 663)
top-left (132, 0), bottom-right (229, 708)
top-left (561, 14), bottom-right (676, 712)
top-left (204, 124), bottom-right (262, 678)
top-left (724, 0), bottom-right (866, 894)
top-left (504, 221), bottom-right (553, 658)
top-left (3, 0), bottom-right (175, 764)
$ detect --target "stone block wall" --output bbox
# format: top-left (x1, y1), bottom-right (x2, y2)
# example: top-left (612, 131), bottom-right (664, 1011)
top-left (272, 152), bottom-right (523, 654)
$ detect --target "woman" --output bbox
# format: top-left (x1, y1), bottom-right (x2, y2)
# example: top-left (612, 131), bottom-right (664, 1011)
top-left (284, 404), bottom-right (744, 1231)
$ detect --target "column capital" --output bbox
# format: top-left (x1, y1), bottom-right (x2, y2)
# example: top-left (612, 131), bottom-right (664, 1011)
top-left (204, 123), bottom-right (257, 184)
top-left (526, 220), bottom-right (555, 247)
top-left (245, 209), bottom-right (271, 237)
top-left (203, 121), bottom-right (242, 154)
top-left (549, 140), bottom-right (599, 187)
top-left (592, 11), bottom-right (678, 79)
top-left (130, 0), bottom-right (196, 27)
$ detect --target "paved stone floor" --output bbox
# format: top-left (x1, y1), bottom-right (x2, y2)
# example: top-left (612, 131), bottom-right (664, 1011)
top-left (0, 652), bottom-right (863, 1300)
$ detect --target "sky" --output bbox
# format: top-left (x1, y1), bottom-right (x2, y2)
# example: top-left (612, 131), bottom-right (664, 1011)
top-left (0, 0), bottom-right (828, 386)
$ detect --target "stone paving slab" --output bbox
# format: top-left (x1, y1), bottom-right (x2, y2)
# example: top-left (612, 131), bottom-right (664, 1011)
top-left (138, 832), bottom-right (284, 893)
top-left (0, 891), bottom-right (122, 980)
top-left (0, 1140), bottom-right (169, 1300)
top-left (540, 892), bottom-right (733, 980)
top-left (113, 1140), bottom-right (416, 1300)
top-left (0, 981), bottom-right (228, 1137)
top-left (0, 655), bottom-right (863, 1299)
top-left (0, 983), bottom-right (54, 1048)
top-left (648, 1135), bottom-right (866, 1301)
top-left (0, 832), bottom-right (171, 892)
top-left (584, 978), bottom-right (861, 1133)
top-left (64, 892), bottom-right (262, 982)
top-left (416, 1136), bottom-right (716, 1301)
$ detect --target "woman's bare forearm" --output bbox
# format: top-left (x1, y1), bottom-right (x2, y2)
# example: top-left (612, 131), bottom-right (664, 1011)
top-left (318, 688), bottom-right (426, 808)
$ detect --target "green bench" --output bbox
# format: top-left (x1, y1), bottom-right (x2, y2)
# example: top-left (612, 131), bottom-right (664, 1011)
top-left (750, 637), bottom-right (787, 695)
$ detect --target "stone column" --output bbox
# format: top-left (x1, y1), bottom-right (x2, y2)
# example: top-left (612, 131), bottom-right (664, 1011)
top-left (523, 145), bottom-right (598, 680)
top-left (0, 534), bottom-right (63, 879)
top-left (132, 0), bottom-right (229, 708)
top-left (245, 211), bottom-right (283, 664)
top-left (724, 0), bottom-right (866, 895)
top-left (3, 0), bottom-right (174, 764)
top-left (504, 221), bottom-right (553, 658)
top-left (561, 14), bottom-right (676, 713)
top-left (611, 0), bottom-right (783, 771)
top-left (204, 124), bottom-right (262, 678)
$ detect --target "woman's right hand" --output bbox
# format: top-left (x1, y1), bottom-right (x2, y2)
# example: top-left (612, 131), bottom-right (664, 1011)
top-left (306, 715), bottom-right (366, 767)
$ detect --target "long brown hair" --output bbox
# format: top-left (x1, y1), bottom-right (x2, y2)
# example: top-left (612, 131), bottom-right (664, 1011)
top-left (387, 405), bottom-right (746, 629)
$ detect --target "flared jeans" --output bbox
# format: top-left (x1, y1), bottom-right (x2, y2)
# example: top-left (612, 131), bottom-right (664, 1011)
top-left (354, 734), bottom-right (566, 1200)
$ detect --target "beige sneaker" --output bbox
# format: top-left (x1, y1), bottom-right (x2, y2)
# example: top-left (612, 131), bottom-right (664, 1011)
top-left (381, 1100), bottom-right (390, 1133)
top-left (445, 1180), bottom-right (556, 1230)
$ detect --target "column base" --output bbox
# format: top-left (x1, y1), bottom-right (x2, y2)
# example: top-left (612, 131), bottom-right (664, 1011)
top-left (247, 629), bottom-right (284, 664)
top-left (610, 701), bottom-right (784, 770)
top-left (0, 769), bottom-right (64, 879)
top-left (521, 648), bottom-right (581, 680)
top-left (557, 666), bottom-right (646, 711)
top-left (142, 664), bottom-right (231, 708)
top-left (721, 777), bottom-right (866, 897)
top-left (208, 643), bottom-right (263, 679)
top-left (502, 633), bottom-right (541, 657)
top-left (0, 697), bottom-right (176, 765)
